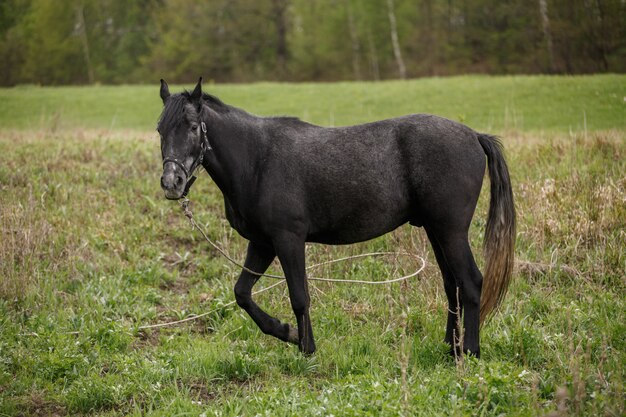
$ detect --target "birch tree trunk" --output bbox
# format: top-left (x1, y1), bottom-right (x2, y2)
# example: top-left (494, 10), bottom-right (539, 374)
top-left (386, 0), bottom-right (406, 79)
top-left (367, 29), bottom-right (380, 81)
top-left (346, 1), bottom-right (362, 80)
top-left (422, 0), bottom-right (434, 75)
top-left (539, 0), bottom-right (556, 72)
top-left (271, 0), bottom-right (289, 77)
top-left (75, 1), bottom-right (94, 84)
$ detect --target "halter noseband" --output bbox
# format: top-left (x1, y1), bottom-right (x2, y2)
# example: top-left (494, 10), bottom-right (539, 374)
top-left (162, 119), bottom-right (211, 198)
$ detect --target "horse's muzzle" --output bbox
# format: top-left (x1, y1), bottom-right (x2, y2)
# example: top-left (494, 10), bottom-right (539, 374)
top-left (160, 167), bottom-right (186, 200)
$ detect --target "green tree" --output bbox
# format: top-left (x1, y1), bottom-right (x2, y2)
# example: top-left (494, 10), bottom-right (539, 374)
top-left (18, 0), bottom-right (87, 84)
top-left (0, 0), bottom-right (623, 85)
top-left (85, 0), bottom-right (159, 83)
top-left (142, 0), bottom-right (294, 83)
top-left (0, 0), bottom-right (31, 85)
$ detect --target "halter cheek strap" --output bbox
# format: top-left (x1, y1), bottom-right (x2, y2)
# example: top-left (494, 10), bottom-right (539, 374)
top-left (162, 120), bottom-right (211, 198)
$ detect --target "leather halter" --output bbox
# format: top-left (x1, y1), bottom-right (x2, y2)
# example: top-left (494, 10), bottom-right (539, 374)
top-left (162, 119), bottom-right (211, 198)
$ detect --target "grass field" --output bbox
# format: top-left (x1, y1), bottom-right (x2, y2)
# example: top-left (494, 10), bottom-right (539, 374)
top-left (0, 74), bottom-right (624, 132)
top-left (0, 75), bottom-right (625, 416)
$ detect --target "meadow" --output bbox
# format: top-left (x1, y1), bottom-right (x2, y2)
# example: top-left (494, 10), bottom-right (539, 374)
top-left (0, 75), bottom-right (624, 416)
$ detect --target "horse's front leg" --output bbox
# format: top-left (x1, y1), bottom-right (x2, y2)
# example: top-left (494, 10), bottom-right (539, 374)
top-left (274, 232), bottom-right (316, 355)
top-left (234, 241), bottom-right (298, 344)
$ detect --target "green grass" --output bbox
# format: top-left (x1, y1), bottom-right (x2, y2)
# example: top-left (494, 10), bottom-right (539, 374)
top-left (1, 76), bottom-right (625, 416)
top-left (0, 74), bottom-right (624, 132)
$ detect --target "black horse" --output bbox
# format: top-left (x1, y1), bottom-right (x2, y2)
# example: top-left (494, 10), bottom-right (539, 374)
top-left (158, 78), bottom-right (515, 358)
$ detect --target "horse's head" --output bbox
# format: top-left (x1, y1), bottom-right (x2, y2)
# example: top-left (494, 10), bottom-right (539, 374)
top-left (157, 78), bottom-right (209, 200)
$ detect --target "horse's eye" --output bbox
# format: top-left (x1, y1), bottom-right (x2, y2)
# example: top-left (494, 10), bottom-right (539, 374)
top-left (190, 124), bottom-right (198, 131)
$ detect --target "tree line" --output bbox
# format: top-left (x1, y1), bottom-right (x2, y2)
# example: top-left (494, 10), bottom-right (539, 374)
top-left (0, 0), bottom-right (623, 86)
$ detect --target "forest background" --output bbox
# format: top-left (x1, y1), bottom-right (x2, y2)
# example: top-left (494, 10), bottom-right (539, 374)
top-left (1, 0), bottom-right (624, 86)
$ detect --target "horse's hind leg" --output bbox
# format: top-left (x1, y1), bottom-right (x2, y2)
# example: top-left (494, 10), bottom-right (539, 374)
top-left (426, 227), bottom-right (483, 357)
top-left (273, 231), bottom-right (316, 355)
top-left (234, 241), bottom-right (298, 344)
top-left (425, 228), bottom-right (462, 354)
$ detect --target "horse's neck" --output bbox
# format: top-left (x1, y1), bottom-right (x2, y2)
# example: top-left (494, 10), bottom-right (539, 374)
top-left (202, 110), bottom-right (266, 199)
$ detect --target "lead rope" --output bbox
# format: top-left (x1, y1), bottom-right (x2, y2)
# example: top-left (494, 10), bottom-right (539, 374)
top-left (54, 199), bottom-right (426, 334)
top-left (179, 198), bottom-right (426, 284)
top-left (131, 199), bottom-right (425, 331)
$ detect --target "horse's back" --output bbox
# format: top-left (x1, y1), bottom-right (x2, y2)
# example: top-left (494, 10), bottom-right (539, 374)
top-left (292, 113), bottom-right (486, 195)
top-left (261, 114), bottom-right (486, 243)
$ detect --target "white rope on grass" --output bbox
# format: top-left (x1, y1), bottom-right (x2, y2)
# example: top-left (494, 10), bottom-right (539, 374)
top-left (130, 201), bottom-right (425, 330)
top-left (59, 199), bottom-right (427, 334)
top-left (137, 279), bottom-right (286, 330)
top-left (181, 200), bottom-right (426, 285)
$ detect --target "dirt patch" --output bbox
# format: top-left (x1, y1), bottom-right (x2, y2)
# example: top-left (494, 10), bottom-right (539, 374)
top-left (15, 392), bottom-right (66, 417)
top-left (132, 328), bottom-right (162, 350)
top-left (159, 276), bottom-right (191, 295)
top-left (177, 378), bottom-right (218, 403)
top-left (163, 234), bottom-right (199, 253)
top-left (160, 252), bottom-right (201, 278)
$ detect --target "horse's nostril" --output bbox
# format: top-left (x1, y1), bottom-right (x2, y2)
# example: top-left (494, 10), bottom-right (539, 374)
top-left (176, 176), bottom-right (184, 187)
top-left (160, 176), bottom-right (166, 189)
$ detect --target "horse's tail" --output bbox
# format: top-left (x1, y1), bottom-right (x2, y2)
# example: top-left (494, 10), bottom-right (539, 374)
top-left (477, 134), bottom-right (516, 324)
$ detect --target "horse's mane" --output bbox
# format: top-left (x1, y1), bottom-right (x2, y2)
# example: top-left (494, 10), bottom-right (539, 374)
top-left (157, 91), bottom-right (231, 132)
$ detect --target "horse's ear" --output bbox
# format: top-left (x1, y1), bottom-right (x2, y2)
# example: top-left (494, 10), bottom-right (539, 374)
top-left (160, 79), bottom-right (170, 104)
top-left (190, 77), bottom-right (203, 105)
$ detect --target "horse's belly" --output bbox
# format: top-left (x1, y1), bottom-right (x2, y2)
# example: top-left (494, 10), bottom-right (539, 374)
top-left (306, 209), bottom-right (410, 245)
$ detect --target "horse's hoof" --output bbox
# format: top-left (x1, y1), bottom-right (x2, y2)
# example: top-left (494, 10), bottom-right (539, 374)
top-left (447, 344), bottom-right (480, 359)
top-left (286, 325), bottom-right (299, 345)
top-left (299, 342), bottom-right (316, 356)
